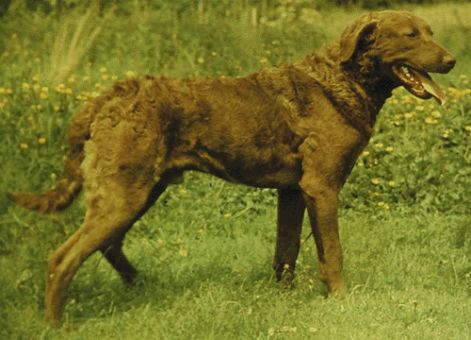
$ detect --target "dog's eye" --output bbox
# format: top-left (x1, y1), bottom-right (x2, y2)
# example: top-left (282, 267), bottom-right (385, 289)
top-left (404, 30), bottom-right (419, 38)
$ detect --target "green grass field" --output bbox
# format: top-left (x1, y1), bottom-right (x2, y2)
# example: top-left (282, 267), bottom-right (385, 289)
top-left (0, 2), bottom-right (470, 339)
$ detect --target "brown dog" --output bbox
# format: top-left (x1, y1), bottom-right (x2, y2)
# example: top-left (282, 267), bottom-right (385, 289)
top-left (9, 10), bottom-right (455, 325)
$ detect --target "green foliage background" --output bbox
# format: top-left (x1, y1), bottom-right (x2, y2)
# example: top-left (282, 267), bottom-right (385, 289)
top-left (0, 1), bottom-right (470, 339)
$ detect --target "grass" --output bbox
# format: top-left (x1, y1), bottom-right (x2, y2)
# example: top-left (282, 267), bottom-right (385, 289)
top-left (0, 1), bottom-right (470, 339)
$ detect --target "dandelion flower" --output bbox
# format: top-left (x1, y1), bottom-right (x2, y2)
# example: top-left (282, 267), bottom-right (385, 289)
top-left (385, 146), bottom-right (394, 153)
top-left (38, 137), bottom-right (46, 144)
top-left (371, 178), bottom-right (381, 185)
top-left (442, 129), bottom-right (452, 138)
top-left (424, 117), bottom-right (439, 125)
top-left (20, 143), bottom-right (29, 149)
top-left (22, 83), bottom-right (30, 91)
top-left (388, 180), bottom-right (396, 187)
top-left (55, 84), bottom-right (66, 93)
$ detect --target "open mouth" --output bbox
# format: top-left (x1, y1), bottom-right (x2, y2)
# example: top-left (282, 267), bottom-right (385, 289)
top-left (392, 65), bottom-right (446, 105)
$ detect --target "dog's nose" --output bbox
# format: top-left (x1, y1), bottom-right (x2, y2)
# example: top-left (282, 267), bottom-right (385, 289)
top-left (442, 54), bottom-right (456, 70)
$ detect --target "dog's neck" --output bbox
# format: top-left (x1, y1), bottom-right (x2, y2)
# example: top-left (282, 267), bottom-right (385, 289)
top-left (341, 54), bottom-right (396, 113)
top-left (297, 43), bottom-right (393, 134)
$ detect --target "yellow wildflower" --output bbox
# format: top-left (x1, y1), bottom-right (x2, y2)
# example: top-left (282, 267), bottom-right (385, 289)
top-left (55, 83), bottom-right (66, 93)
top-left (385, 146), bottom-right (394, 153)
top-left (361, 150), bottom-right (370, 157)
top-left (100, 67), bottom-right (107, 73)
top-left (22, 82), bottom-right (30, 91)
top-left (388, 180), bottom-right (396, 188)
top-left (37, 137), bottom-right (46, 145)
top-left (442, 129), bottom-right (452, 138)
top-left (126, 70), bottom-right (135, 78)
top-left (431, 110), bottom-right (441, 118)
top-left (20, 143), bottom-right (29, 149)
top-left (424, 117), bottom-right (439, 125)
top-left (371, 178), bottom-right (381, 185)
top-left (32, 74), bottom-right (40, 82)
top-left (377, 201), bottom-right (390, 210)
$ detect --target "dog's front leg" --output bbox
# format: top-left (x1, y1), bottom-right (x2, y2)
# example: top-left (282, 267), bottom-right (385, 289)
top-left (273, 188), bottom-right (305, 285)
top-left (300, 178), bottom-right (347, 296)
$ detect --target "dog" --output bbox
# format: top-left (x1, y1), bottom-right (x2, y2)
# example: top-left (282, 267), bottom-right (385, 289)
top-left (8, 10), bottom-right (455, 325)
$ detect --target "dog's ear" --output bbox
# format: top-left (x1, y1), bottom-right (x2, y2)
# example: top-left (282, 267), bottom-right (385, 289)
top-left (339, 17), bottom-right (379, 64)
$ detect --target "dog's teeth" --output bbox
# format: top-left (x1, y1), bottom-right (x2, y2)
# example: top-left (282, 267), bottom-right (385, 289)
top-left (400, 66), bottom-right (413, 80)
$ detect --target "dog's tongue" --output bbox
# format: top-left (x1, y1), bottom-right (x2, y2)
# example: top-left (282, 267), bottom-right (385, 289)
top-left (410, 69), bottom-right (446, 105)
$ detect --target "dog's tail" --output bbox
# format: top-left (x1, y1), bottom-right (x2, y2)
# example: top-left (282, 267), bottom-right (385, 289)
top-left (8, 156), bottom-right (83, 214)
top-left (8, 106), bottom-right (92, 214)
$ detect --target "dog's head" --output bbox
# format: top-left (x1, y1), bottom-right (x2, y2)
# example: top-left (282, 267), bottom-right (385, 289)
top-left (339, 10), bottom-right (455, 105)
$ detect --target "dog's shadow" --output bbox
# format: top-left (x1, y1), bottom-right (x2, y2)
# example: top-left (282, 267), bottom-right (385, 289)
top-left (63, 256), bottom-right (294, 322)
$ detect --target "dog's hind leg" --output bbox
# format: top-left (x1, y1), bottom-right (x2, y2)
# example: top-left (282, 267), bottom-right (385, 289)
top-left (100, 183), bottom-right (167, 285)
top-left (44, 170), bottom-right (165, 326)
top-left (100, 240), bottom-right (138, 285)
